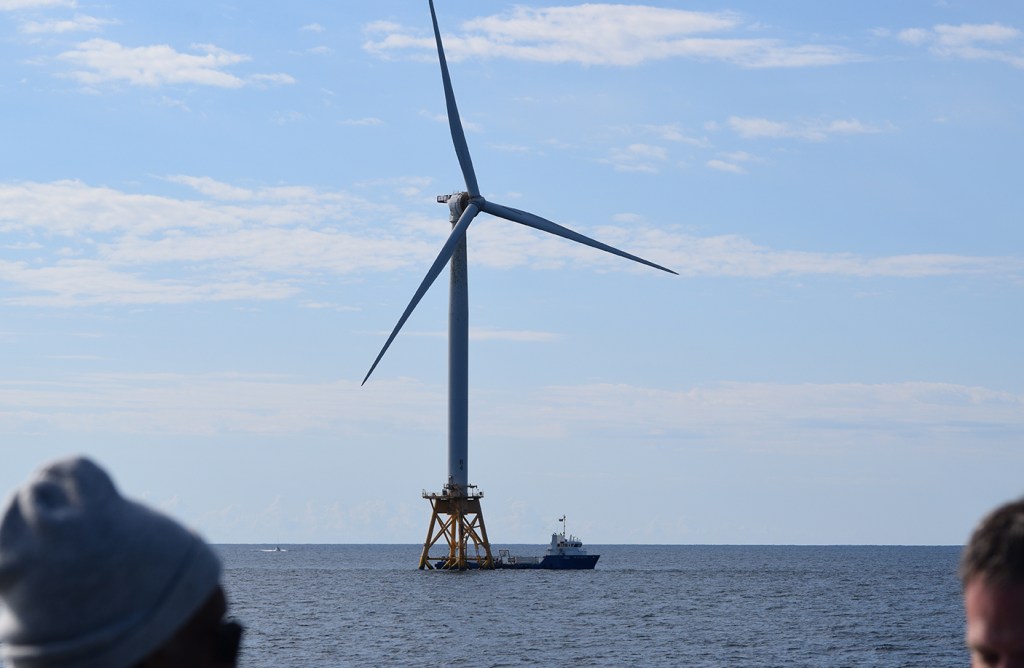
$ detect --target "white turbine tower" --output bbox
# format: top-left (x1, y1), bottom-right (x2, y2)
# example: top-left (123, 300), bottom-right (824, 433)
top-left (363, 0), bottom-right (677, 570)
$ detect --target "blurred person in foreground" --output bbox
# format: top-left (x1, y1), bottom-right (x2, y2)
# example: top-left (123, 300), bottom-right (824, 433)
top-left (962, 497), bottom-right (1024, 668)
top-left (0, 456), bottom-right (242, 668)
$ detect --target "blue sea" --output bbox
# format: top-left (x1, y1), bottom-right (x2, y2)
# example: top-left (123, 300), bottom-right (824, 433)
top-left (218, 544), bottom-right (966, 667)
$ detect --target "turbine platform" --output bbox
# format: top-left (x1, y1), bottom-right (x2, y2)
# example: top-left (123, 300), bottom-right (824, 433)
top-left (418, 483), bottom-right (493, 570)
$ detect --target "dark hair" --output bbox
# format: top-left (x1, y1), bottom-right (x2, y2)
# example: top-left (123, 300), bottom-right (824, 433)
top-left (960, 497), bottom-right (1024, 588)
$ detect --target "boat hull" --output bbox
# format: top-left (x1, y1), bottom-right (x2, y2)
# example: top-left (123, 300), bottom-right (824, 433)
top-left (495, 554), bottom-right (600, 570)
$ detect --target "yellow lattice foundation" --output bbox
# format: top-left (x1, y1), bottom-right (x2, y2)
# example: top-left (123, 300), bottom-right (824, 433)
top-left (418, 484), bottom-right (493, 570)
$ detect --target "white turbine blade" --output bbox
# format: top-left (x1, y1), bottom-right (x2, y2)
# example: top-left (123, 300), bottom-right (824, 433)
top-left (429, 0), bottom-right (480, 198)
top-left (481, 200), bottom-right (678, 275)
top-left (362, 202), bottom-right (481, 385)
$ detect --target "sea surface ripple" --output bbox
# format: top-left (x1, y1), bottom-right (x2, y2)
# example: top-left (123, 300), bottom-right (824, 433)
top-left (218, 544), bottom-right (965, 667)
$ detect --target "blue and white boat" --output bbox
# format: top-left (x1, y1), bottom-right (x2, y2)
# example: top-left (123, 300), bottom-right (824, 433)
top-left (495, 517), bottom-right (600, 570)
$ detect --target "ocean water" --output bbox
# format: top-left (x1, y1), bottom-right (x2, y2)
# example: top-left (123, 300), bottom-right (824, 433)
top-left (219, 544), bottom-right (966, 667)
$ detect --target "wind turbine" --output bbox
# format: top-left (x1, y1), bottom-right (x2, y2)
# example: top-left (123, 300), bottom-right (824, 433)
top-left (363, 0), bottom-right (677, 570)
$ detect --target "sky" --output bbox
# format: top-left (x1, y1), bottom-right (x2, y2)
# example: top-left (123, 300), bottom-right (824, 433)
top-left (1, 0), bottom-right (1022, 546)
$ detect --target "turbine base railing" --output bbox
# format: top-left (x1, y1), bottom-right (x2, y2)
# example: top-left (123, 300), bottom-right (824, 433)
top-left (418, 483), bottom-right (493, 570)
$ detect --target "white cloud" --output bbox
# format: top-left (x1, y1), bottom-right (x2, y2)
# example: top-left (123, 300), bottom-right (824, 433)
top-left (641, 124), bottom-right (708, 147)
top-left (931, 23), bottom-right (1020, 47)
top-left (622, 143), bottom-right (667, 160)
top-left (728, 116), bottom-right (887, 141)
top-left (0, 0), bottom-right (73, 9)
top-left (301, 23), bottom-right (325, 33)
top-left (535, 381), bottom-right (1024, 449)
top-left (19, 14), bottom-right (115, 34)
top-left (720, 150), bottom-right (760, 163)
top-left (651, 232), bottom-right (1020, 279)
top-left (707, 159), bottom-right (745, 174)
top-left (164, 175), bottom-right (255, 201)
top-left (0, 179), bottom-right (402, 306)
top-left (158, 96), bottom-right (191, 113)
top-left (364, 5), bottom-right (860, 69)
top-left (897, 28), bottom-right (931, 47)
top-left (250, 73), bottom-right (296, 86)
top-left (341, 117), bottom-right (384, 126)
top-left (897, 22), bottom-right (1024, 69)
top-left (708, 150), bottom-right (763, 173)
top-left (0, 372), bottom-right (1019, 450)
top-left (56, 39), bottom-right (293, 88)
top-left (490, 143), bottom-right (534, 154)
top-left (272, 110), bottom-right (305, 125)
top-left (0, 373), bottom-right (392, 435)
top-left (0, 178), bottom-right (1018, 307)
top-left (602, 143), bottom-right (669, 173)
top-left (0, 259), bottom-right (297, 306)
top-left (419, 108), bottom-right (481, 133)
top-left (470, 327), bottom-right (559, 342)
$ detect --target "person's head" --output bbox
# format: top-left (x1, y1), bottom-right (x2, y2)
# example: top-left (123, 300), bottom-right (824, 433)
top-left (0, 456), bottom-right (242, 668)
top-left (961, 498), bottom-right (1024, 668)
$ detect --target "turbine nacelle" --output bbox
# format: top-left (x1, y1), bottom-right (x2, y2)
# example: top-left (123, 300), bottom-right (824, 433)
top-left (438, 192), bottom-right (477, 223)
